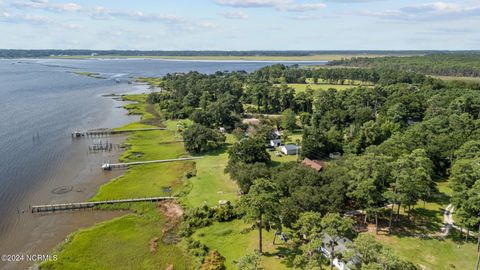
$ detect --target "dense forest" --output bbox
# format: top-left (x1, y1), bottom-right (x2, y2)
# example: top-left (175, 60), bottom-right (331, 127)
top-left (329, 53), bottom-right (480, 77)
top-left (145, 64), bottom-right (480, 269)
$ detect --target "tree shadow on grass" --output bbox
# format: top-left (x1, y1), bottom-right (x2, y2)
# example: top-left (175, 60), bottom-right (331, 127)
top-left (387, 208), bottom-right (443, 238)
top-left (429, 191), bottom-right (451, 206)
top-left (448, 226), bottom-right (479, 245)
top-left (262, 244), bottom-right (302, 268)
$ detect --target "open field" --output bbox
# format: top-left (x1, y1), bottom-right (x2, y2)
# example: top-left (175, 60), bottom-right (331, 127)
top-left (285, 83), bottom-right (362, 92)
top-left (182, 135), bottom-right (238, 207)
top-left (376, 232), bottom-right (477, 270)
top-left (432, 75), bottom-right (480, 83)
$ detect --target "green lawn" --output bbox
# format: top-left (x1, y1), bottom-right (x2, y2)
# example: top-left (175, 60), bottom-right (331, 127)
top-left (376, 233), bottom-right (477, 270)
top-left (182, 140), bottom-right (239, 207)
top-left (41, 204), bottom-right (194, 270)
top-left (193, 220), bottom-right (294, 270)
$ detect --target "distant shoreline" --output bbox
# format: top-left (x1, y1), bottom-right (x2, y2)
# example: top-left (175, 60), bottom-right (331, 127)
top-left (45, 54), bottom-right (386, 62)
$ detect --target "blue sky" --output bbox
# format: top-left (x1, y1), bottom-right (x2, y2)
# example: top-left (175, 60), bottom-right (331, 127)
top-left (0, 0), bottom-right (479, 50)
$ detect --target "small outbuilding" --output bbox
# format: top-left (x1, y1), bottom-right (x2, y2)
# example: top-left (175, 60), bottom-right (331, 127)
top-left (301, 158), bottom-right (326, 172)
top-left (242, 118), bottom-right (260, 126)
top-left (280, 144), bottom-right (300, 155)
top-left (270, 139), bottom-right (282, 147)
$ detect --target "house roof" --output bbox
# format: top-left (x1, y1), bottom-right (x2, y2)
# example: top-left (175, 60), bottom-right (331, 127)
top-left (281, 144), bottom-right (300, 151)
top-left (242, 118), bottom-right (260, 125)
top-left (302, 158), bottom-right (326, 171)
top-left (322, 233), bottom-right (352, 253)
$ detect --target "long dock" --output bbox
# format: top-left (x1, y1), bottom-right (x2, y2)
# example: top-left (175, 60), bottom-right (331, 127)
top-left (102, 157), bottom-right (202, 170)
top-left (72, 127), bottom-right (166, 137)
top-left (31, 196), bottom-right (176, 213)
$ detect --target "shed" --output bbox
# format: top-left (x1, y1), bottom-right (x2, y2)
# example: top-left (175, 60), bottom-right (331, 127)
top-left (302, 158), bottom-right (326, 172)
top-left (280, 144), bottom-right (300, 155)
top-left (270, 139), bottom-right (282, 147)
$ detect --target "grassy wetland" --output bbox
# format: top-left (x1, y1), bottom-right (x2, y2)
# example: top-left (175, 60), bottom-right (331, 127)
top-left (41, 95), bottom-right (197, 270)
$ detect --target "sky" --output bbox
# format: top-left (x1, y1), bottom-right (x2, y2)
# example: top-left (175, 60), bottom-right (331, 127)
top-left (0, 0), bottom-right (479, 50)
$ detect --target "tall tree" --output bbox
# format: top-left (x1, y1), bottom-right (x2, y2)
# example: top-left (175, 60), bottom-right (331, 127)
top-left (348, 153), bottom-right (391, 232)
top-left (386, 149), bottom-right (433, 231)
top-left (450, 157), bottom-right (480, 239)
top-left (183, 124), bottom-right (226, 153)
top-left (281, 109), bottom-right (297, 132)
top-left (238, 178), bottom-right (281, 253)
top-left (226, 137), bottom-right (270, 169)
top-left (294, 212), bottom-right (325, 269)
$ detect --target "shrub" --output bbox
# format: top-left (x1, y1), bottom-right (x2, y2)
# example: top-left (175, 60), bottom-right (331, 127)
top-left (200, 250), bottom-right (226, 270)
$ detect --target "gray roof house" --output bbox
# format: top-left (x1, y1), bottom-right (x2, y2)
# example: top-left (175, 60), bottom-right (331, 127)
top-left (270, 139), bottom-right (282, 147)
top-left (320, 233), bottom-right (360, 270)
top-left (279, 144), bottom-right (300, 155)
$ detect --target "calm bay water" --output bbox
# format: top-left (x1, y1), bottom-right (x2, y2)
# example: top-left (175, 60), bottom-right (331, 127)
top-left (0, 58), bottom-right (324, 268)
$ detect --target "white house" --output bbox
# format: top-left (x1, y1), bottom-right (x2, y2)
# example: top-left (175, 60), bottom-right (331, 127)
top-left (280, 144), bottom-right (300, 155)
top-left (270, 139), bottom-right (282, 147)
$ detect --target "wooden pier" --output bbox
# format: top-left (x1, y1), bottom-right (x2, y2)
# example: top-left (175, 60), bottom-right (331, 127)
top-left (72, 127), bottom-right (166, 138)
top-left (31, 196), bottom-right (176, 213)
top-left (102, 157), bottom-right (202, 170)
top-left (88, 140), bottom-right (119, 152)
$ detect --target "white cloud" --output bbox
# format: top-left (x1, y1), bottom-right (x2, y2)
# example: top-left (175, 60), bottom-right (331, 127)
top-left (219, 10), bottom-right (249, 19)
top-left (0, 11), bottom-right (50, 24)
top-left (0, 11), bottom-right (84, 30)
top-left (11, 0), bottom-right (185, 23)
top-left (291, 14), bottom-right (322, 20)
top-left (215, 0), bottom-right (288, 8)
top-left (12, 0), bottom-right (82, 12)
top-left (214, 0), bottom-right (327, 12)
top-left (361, 1), bottom-right (480, 21)
top-left (198, 22), bottom-right (218, 29)
top-left (286, 3), bottom-right (326, 12)
top-left (400, 2), bottom-right (462, 13)
top-left (89, 6), bottom-right (184, 23)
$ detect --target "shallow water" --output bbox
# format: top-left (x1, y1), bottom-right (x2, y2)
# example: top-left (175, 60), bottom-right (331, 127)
top-left (0, 58), bottom-right (325, 269)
